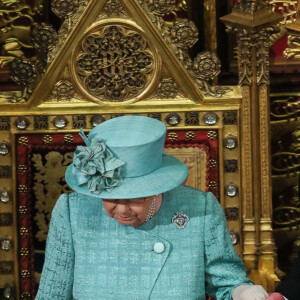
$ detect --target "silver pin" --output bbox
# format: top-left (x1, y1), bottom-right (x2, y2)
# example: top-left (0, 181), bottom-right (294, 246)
top-left (172, 212), bottom-right (189, 229)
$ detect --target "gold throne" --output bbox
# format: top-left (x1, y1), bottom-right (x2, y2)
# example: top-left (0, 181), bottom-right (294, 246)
top-left (0, 0), bottom-right (283, 298)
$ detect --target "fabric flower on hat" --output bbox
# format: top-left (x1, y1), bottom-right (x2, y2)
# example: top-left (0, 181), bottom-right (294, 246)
top-left (72, 129), bottom-right (125, 194)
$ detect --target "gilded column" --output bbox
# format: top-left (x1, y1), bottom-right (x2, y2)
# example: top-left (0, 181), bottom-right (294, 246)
top-left (221, 0), bottom-right (281, 286)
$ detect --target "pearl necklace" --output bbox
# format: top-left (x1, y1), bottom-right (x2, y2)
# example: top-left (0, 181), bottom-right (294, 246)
top-left (145, 195), bottom-right (157, 222)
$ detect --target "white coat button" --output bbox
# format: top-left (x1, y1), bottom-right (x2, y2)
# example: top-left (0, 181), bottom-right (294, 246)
top-left (153, 242), bottom-right (165, 254)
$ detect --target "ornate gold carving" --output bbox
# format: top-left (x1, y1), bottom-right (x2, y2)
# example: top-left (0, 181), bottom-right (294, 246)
top-left (193, 51), bottom-right (221, 81)
top-left (72, 115), bottom-right (86, 128)
top-left (0, 261), bottom-right (14, 274)
top-left (51, 0), bottom-right (79, 18)
top-left (259, 86), bottom-right (271, 217)
top-left (269, 0), bottom-right (298, 47)
top-left (273, 206), bottom-right (300, 227)
top-left (0, 2), bottom-right (54, 102)
top-left (164, 0), bottom-right (187, 26)
top-left (139, 0), bottom-right (228, 98)
top-left (224, 159), bottom-right (239, 173)
top-left (99, 0), bottom-right (127, 18)
top-left (7, 56), bottom-right (37, 101)
top-left (171, 20), bottom-right (198, 49)
top-left (51, 80), bottom-right (76, 101)
top-left (225, 207), bottom-right (239, 221)
top-left (34, 116), bottom-right (48, 129)
top-left (224, 25), bottom-right (279, 86)
top-left (157, 78), bottom-right (179, 98)
top-left (75, 24), bottom-right (157, 102)
top-left (175, 0), bottom-right (187, 12)
top-left (185, 112), bottom-right (199, 126)
top-left (257, 32), bottom-right (271, 86)
top-left (235, 0), bottom-right (269, 13)
top-left (18, 136), bottom-right (28, 146)
top-left (284, 34), bottom-right (300, 59)
top-left (269, 0), bottom-right (298, 25)
top-left (31, 23), bottom-right (57, 52)
top-left (0, 213), bottom-right (12, 226)
top-left (48, 2), bottom-right (86, 63)
top-left (10, 57), bottom-right (36, 85)
top-left (241, 87), bottom-right (253, 218)
top-left (270, 96), bottom-right (300, 121)
top-left (290, 128), bottom-right (300, 152)
top-left (147, 0), bottom-right (176, 16)
top-left (147, 113), bottom-right (161, 121)
top-left (143, 4), bottom-right (192, 69)
top-left (223, 111), bottom-right (238, 125)
top-left (0, 117), bottom-right (10, 130)
top-left (0, 1), bottom-right (43, 66)
top-left (32, 151), bottom-right (72, 242)
top-left (282, 0), bottom-right (300, 56)
top-left (0, 38), bottom-right (24, 66)
top-left (272, 151), bottom-right (300, 174)
top-left (0, 166), bottom-right (11, 178)
top-left (291, 185), bottom-right (300, 207)
top-left (191, 51), bottom-right (230, 97)
top-left (34, 115), bottom-right (48, 130)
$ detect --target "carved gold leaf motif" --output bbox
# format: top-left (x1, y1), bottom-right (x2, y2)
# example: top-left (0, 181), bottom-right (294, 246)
top-left (269, 0), bottom-right (297, 25)
top-left (74, 23), bottom-right (158, 102)
top-left (51, 0), bottom-right (80, 18)
top-left (99, 0), bottom-right (127, 18)
top-left (284, 34), bottom-right (300, 59)
top-left (157, 78), bottom-right (179, 98)
top-left (171, 20), bottom-right (198, 49)
top-left (52, 80), bottom-right (76, 101)
top-left (147, 0), bottom-right (176, 16)
top-left (193, 51), bottom-right (221, 81)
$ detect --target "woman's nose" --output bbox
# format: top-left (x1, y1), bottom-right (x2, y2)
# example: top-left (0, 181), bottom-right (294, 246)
top-left (115, 203), bottom-right (130, 214)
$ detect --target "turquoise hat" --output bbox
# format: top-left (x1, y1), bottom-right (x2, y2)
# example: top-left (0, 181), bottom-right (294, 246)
top-left (65, 115), bottom-right (188, 199)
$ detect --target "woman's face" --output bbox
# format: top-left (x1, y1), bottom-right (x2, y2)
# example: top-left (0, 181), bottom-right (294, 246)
top-left (102, 196), bottom-right (154, 227)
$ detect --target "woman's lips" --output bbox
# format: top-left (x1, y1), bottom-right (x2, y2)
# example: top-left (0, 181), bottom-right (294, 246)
top-left (118, 216), bottom-right (132, 221)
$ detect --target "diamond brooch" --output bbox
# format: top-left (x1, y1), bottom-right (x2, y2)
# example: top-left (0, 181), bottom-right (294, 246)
top-left (172, 212), bottom-right (189, 229)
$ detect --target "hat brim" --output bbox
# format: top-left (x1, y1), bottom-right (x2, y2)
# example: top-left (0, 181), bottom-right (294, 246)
top-left (65, 153), bottom-right (188, 199)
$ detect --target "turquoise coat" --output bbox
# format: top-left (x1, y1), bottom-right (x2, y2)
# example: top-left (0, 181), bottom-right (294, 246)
top-left (36, 185), bottom-right (252, 300)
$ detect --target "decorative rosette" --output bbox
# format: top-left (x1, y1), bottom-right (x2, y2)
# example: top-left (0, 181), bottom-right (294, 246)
top-left (72, 129), bottom-right (125, 194)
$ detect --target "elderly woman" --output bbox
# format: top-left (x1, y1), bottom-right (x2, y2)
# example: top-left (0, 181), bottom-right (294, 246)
top-left (36, 115), bottom-right (268, 300)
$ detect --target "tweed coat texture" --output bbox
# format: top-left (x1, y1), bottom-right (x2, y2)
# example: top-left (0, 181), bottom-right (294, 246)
top-left (36, 185), bottom-right (252, 300)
